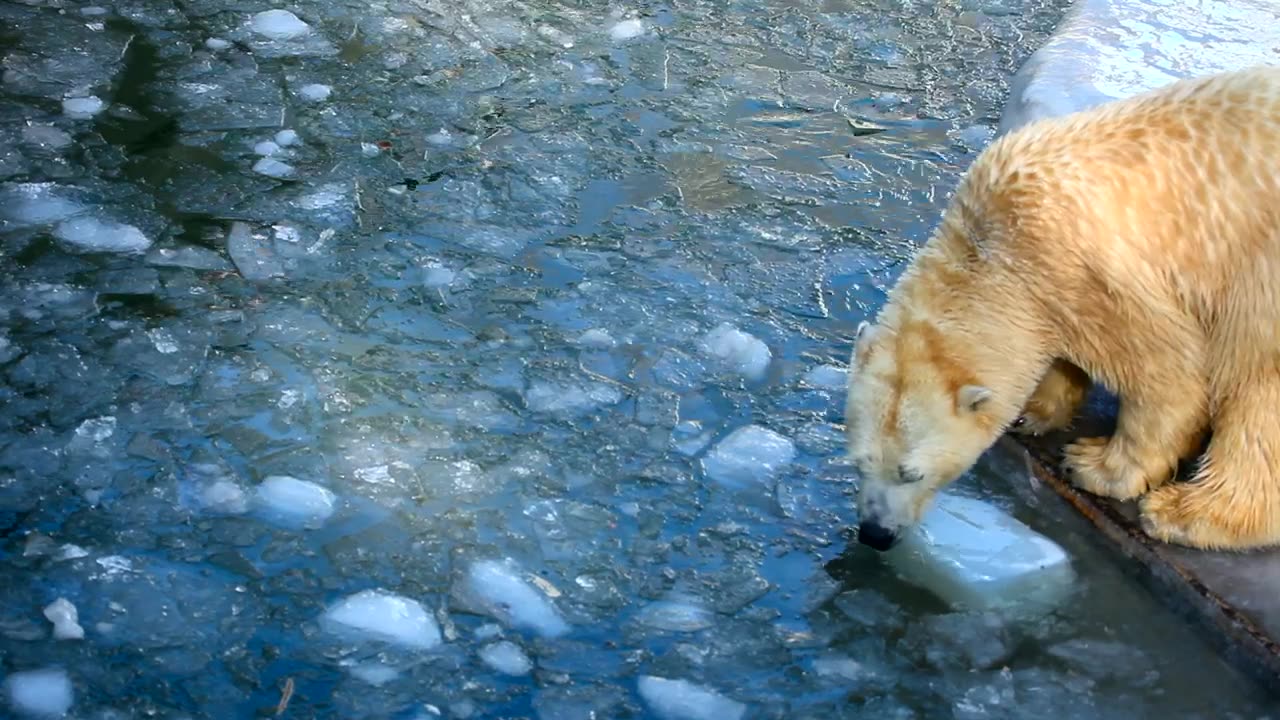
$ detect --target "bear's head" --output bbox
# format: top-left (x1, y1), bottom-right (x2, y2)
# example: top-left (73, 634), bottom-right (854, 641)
top-left (844, 316), bottom-right (1018, 551)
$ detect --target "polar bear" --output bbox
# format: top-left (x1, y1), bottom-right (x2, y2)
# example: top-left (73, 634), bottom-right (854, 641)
top-left (845, 65), bottom-right (1280, 553)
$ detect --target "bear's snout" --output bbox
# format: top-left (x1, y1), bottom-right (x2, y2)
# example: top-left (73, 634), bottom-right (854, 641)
top-left (857, 519), bottom-right (899, 551)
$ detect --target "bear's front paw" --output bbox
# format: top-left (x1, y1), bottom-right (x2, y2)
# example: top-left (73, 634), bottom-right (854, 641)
top-left (1062, 436), bottom-right (1151, 501)
top-left (1138, 485), bottom-right (1197, 547)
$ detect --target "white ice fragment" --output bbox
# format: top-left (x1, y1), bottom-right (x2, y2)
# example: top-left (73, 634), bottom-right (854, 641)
top-left (459, 559), bottom-right (569, 637)
top-left (21, 126), bottom-right (73, 150)
top-left (361, 142), bottom-right (382, 157)
top-left (635, 597), bottom-right (715, 632)
top-left (250, 9), bottom-right (311, 40)
top-left (274, 129), bottom-right (301, 147)
top-left (576, 328), bottom-right (615, 348)
top-left (253, 140), bottom-right (280, 156)
top-left (320, 589), bottom-right (442, 650)
top-left (61, 96), bottom-right (105, 119)
top-left (80, 6), bottom-right (107, 14)
top-left (253, 475), bottom-right (336, 528)
top-left (252, 157), bottom-right (295, 179)
top-left (205, 37), bottom-right (231, 50)
top-left (422, 264), bottom-right (456, 288)
top-left (426, 128), bottom-right (452, 146)
top-left (5, 667), bottom-right (73, 718)
top-left (802, 364), bottom-right (847, 390)
top-left (884, 492), bottom-right (1076, 611)
top-left (196, 479), bottom-right (248, 514)
top-left (537, 25), bottom-right (574, 48)
top-left (53, 216), bottom-right (151, 254)
top-left (74, 416), bottom-right (116, 444)
top-left (609, 18), bottom-right (645, 41)
top-left (699, 323), bottom-right (771, 381)
top-left (146, 328), bottom-right (179, 354)
top-left (0, 183), bottom-right (83, 225)
top-left (56, 545), bottom-right (88, 561)
top-left (297, 83), bottom-right (331, 102)
top-left (479, 640), bottom-right (533, 676)
top-left (348, 662), bottom-right (399, 686)
top-left (637, 676), bottom-right (745, 720)
top-left (43, 598), bottom-right (84, 640)
top-left (525, 380), bottom-right (622, 414)
top-left (701, 425), bottom-right (796, 487)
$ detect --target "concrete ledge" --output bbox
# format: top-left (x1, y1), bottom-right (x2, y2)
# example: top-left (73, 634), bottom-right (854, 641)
top-left (997, 0), bottom-right (1280, 693)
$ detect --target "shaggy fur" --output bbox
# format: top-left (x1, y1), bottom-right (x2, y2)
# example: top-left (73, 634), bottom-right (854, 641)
top-left (845, 65), bottom-right (1280, 552)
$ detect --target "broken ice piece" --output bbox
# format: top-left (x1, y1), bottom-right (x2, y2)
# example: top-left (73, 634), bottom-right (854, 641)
top-left (320, 589), bottom-right (442, 650)
top-left (53, 216), bottom-right (151, 254)
top-left (250, 9), bottom-right (311, 40)
top-left (701, 424), bottom-right (795, 488)
top-left (883, 492), bottom-right (1076, 612)
top-left (43, 598), bottom-right (84, 640)
top-left (637, 676), bottom-right (745, 720)
top-left (253, 475), bottom-right (336, 528)
top-left (297, 83), bottom-right (332, 102)
top-left (609, 18), bottom-right (645, 41)
top-left (252, 157), bottom-right (295, 179)
top-left (699, 323), bottom-right (771, 381)
top-left (454, 558), bottom-right (569, 638)
top-left (62, 96), bottom-right (105, 119)
top-left (5, 667), bottom-right (74, 718)
top-left (479, 640), bottom-right (533, 676)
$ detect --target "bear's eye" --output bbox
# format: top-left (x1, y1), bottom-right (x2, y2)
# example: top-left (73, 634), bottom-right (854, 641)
top-left (1011, 416), bottom-right (1026, 428)
top-left (898, 464), bottom-right (925, 485)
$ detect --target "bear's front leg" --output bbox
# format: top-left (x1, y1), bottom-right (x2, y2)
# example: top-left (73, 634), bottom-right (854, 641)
top-left (1140, 384), bottom-right (1280, 551)
top-left (1012, 359), bottom-right (1092, 436)
top-left (1063, 379), bottom-right (1207, 501)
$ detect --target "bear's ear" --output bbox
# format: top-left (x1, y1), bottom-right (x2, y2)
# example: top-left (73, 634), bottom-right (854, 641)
top-left (958, 384), bottom-right (992, 413)
top-left (853, 321), bottom-right (878, 359)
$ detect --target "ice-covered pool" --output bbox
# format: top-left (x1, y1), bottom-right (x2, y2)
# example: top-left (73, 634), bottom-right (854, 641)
top-left (0, 0), bottom-right (1275, 717)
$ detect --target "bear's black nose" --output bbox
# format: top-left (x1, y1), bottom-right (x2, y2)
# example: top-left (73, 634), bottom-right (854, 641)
top-left (857, 519), bottom-right (898, 552)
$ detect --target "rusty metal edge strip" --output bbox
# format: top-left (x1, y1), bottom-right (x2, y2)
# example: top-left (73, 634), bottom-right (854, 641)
top-left (1012, 437), bottom-right (1280, 695)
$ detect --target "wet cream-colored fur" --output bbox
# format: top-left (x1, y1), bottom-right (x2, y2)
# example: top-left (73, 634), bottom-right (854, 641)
top-left (846, 65), bottom-right (1280, 552)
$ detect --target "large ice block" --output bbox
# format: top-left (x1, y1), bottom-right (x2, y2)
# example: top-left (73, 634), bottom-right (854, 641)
top-left (883, 492), bottom-right (1075, 612)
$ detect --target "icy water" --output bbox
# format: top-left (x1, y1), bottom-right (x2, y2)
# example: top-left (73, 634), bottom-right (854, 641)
top-left (1, 0), bottom-right (1277, 717)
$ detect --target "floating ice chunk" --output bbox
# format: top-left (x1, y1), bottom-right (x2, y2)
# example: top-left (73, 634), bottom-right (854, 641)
top-left (62, 96), bottom-right (105, 119)
top-left (525, 380), bottom-right (623, 415)
top-left (884, 492), bottom-right (1076, 611)
top-left (146, 245), bottom-right (233, 271)
top-left (252, 157), bottom-right (295, 179)
top-left (227, 221), bottom-right (286, 280)
top-left (43, 599), bottom-right (84, 641)
top-left (297, 83), bottom-right (331, 102)
top-left (254, 140), bottom-right (280, 156)
top-left (576, 328), bottom-right (616, 348)
top-left (699, 323), bottom-right (771, 381)
top-left (0, 183), bottom-right (84, 225)
top-left (609, 18), bottom-right (645, 41)
top-left (454, 559), bottom-right (569, 638)
top-left (701, 425), bottom-right (796, 487)
top-left (348, 662), bottom-right (399, 686)
top-left (426, 128), bottom-right (452, 146)
top-left (53, 216), bottom-right (151, 254)
top-left (421, 264), bottom-right (456, 288)
top-left (253, 475), bottom-right (336, 528)
top-left (479, 640), bottom-right (533, 676)
top-left (5, 667), bottom-right (73, 718)
top-left (537, 25), bottom-right (575, 48)
top-left (635, 596), bottom-right (715, 632)
top-left (274, 129), bottom-right (301, 147)
top-left (802, 364), bottom-right (847, 390)
top-left (21, 126), bottom-right (73, 151)
top-left (637, 676), bottom-right (745, 720)
top-left (320, 589), bottom-right (442, 650)
top-left (205, 37), bottom-right (231, 50)
top-left (250, 9), bottom-right (311, 40)
top-left (198, 479), bottom-right (249, 514)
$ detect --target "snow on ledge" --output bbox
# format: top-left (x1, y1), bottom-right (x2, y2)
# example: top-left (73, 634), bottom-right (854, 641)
top-left (999, 0), bottom-right (1280, 134)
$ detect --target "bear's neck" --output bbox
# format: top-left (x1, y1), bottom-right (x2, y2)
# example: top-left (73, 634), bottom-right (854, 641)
top-left (886, 246), bottom-right (1056, 411)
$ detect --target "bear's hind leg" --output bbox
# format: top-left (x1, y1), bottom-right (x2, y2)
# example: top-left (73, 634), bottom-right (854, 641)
top-left (1012, 359), bottom-right (1092, 436)
top-left (1063, 370), bottom-right (1207, 501)
top-left (1141, 388), bottom-right (1280, 551)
